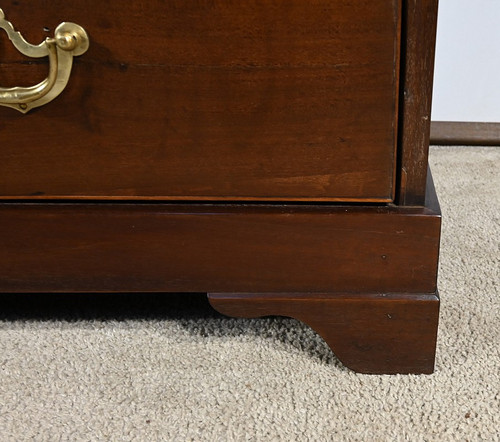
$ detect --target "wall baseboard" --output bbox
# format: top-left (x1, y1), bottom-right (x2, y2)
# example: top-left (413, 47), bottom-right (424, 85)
top-left (430, 121), bottom-right (500, 146)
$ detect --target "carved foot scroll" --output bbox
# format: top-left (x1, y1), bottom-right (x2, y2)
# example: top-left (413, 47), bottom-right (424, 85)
top-left (209, 292), bottom-right (440, 374)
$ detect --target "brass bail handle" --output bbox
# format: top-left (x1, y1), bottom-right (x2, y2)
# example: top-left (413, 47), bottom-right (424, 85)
top-left (0, 8), bottom-right (89, 113)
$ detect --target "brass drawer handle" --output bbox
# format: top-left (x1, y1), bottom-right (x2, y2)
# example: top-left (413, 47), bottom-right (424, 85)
top-left (0, 9), bottom-right (89, 113)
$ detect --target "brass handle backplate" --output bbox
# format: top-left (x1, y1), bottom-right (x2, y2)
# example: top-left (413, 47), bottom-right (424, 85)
top-left (0, 8), bottom-right (89, 113)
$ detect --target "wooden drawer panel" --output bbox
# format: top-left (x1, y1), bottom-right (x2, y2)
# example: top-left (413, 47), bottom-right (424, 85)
top-left (0, 0), bottom-right (400, 201)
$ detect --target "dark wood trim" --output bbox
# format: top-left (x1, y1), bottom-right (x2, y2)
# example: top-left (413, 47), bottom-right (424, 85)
top-left (430, 121), bottom-right (500, 146)
top-left (0, 179), bottom-right (441, 294)
top-left (397, 0), bottom-right (439, 206)
top-left (209, 291), bottom-right (440, 374)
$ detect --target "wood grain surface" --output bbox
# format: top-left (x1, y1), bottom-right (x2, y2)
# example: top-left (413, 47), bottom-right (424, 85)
top-left (209, 292), bottom-right (440, 374)
top-left (0, 199), bottom-right (440, 293)
top-left (397, 0), bottom-right (438, 206)
top-left (0, 0), bottom-right (400, 201)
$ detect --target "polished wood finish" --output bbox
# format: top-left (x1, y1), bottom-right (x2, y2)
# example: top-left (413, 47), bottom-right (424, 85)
top-left (397, 0), bottom-right (439, 206)
top-left (0, 196), bottom-right (440, 294)
top-left (0, 0), bottom-right (400, 202)
top-left (0, 1), bottom-right (441, 374)
top-left (209, 292), bottom-right (440, 374)
top-left (431, 121), bottom-right (500, 146)
top-left (0, 175), bottom-right (442, 373)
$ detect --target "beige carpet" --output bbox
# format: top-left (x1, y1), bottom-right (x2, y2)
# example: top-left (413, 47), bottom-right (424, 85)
top-left (0, 146), bottom-right (499, 441)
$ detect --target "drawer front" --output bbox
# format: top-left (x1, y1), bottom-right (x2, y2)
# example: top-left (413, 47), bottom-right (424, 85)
top-left (0, 0), bottom-right (400, 202)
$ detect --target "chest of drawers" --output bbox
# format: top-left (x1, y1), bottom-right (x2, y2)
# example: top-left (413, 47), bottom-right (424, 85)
top-left (0, 0), bottom-right (440, 374)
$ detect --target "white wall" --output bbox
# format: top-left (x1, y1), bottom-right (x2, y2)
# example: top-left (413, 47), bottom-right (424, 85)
top-left (431, 0), bottom-right (500, 122)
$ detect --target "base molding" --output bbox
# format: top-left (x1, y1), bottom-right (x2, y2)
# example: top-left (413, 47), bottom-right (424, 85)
top-left (209, 291), bottom-right (440, 374)
top-left (431, 121), bottom-right (500, 146)
top-left (0, 175), bottom-right (442, 374)
top-left (0, 200), bottom-right (441, 294)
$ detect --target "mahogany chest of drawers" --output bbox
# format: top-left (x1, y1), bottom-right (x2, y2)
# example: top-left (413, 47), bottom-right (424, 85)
top-left (0, 0), bottom-right (440, 374)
